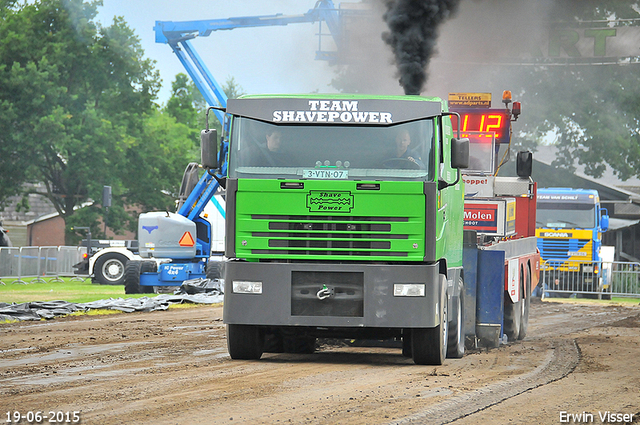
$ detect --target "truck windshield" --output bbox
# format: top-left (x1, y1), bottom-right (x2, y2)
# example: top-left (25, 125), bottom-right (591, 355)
top-left (536, 202), bottom-right (596, 229)
top-left (228, 117), bottom-right (435, 181)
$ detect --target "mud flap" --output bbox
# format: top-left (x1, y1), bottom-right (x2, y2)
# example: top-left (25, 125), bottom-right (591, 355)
top-left (476, 249), bottom-right (505, 348)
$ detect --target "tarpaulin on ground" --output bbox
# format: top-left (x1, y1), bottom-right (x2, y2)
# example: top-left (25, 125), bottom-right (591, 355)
top-left (0, 278), bottom-right (224, 322)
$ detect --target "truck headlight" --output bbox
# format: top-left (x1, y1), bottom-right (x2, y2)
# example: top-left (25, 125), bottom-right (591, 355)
top-left (393, 283), bottom-right (425, 297)
top-left (232, 280), bottom-right (263, 294)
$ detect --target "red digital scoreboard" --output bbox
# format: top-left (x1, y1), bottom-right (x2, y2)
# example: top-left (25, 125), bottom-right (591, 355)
top-left (450, 109), bottom-right (511, 145)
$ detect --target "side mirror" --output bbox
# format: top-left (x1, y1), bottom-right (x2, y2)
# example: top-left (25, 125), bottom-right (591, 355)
top-left (516, 151), bottom-right (533, 178)
top-left (451, 137), bottom-right (470, 169)
top-left (600, 209), bottom-right (609, 232)
top-left (201, 129), bottom-right (218, 170)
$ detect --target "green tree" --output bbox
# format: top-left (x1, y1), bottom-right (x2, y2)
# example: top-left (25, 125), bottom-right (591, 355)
top-left (501, 1), bottom-right (640, 181)
top-left (0, 0), bottom-right (196, 243)
top-left (163, 73), bottom-right (246, 143)
top-left (164, 73), bottom-right (204, 130)
top-left (223, 76), bottom-right (246, 100)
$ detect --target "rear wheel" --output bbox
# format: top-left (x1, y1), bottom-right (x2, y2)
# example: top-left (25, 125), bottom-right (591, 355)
top-left (124, 261), bottom-right (143, 294)
top-left (139, 261), bottom-right (156, 294)
top-left (124, 261), bottom-right (155, 294)
top-left (503, 268), bottom-right (523, 342)
top-left (412, 275), bottom-right (448, 365)
top-left (227, 324), bottom-right (265, 360)
top-left (517, 265), bottom-right (531, 340)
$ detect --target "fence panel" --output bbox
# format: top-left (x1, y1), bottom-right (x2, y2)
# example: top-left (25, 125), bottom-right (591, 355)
top-left (540, 259), bottom-right (640, 298)
top-left (0, 247), bottom-right (20, 279)
top-left (609, 262), bottom-right (640, 297)
top-left (0, 246), bottom-right (86, 284)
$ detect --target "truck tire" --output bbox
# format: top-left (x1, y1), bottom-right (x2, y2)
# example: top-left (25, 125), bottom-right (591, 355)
top-left (412, 276), bottom-right (448, 365)
top-left (140, 261), bottom-right (157, 294)
top-left (503, 268), bottom-right (523, 342)
top-left (517, 265), bottom-right (531, 340)
top-left (124, 261), bottom-right (155, 294)
top-left (94, 252), bottom-right (128, 285)
top-left (447, 277), bottom-right (465, 358)
top-left (124, 261), bottom-right (142, 294)
top-left (227, 324), bottom-right (265, 360)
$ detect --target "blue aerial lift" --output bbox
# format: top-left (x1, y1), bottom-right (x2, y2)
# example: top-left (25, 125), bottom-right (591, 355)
top-left (153, 1), bottom-right (342, 125)
top-left (123, 1), bottom-right (348, 293)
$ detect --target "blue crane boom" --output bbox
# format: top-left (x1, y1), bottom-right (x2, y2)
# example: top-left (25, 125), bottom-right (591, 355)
top-left (153, 0), bottom-right (341, 124)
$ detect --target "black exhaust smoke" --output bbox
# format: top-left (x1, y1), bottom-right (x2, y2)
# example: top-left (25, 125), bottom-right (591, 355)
top-left (382, 0), bottom-right (461, 95)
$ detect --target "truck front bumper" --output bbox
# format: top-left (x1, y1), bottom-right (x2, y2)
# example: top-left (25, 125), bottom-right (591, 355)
top-left (223, 261), bottom-right (442, 329)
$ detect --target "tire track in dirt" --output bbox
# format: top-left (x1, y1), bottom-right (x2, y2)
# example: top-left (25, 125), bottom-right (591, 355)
top-left (390, 339), bottom-right (580, 424)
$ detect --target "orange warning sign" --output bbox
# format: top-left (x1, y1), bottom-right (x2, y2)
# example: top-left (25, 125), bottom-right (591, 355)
top-left (179, 232), bottom-right (195, 247)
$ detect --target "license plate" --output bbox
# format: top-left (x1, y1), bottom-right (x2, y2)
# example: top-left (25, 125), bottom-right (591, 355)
top-left (303, 169), bottom-right (348, 179)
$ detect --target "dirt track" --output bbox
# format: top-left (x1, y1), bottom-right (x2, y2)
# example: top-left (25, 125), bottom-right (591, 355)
top-left (1, 299), bottom-right (640, 425)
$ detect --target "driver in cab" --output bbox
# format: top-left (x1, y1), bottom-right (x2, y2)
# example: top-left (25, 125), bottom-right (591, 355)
top-left (390, 129), bottom-right (425, 169)
top-left (250, 129), bottom-right (292, 167)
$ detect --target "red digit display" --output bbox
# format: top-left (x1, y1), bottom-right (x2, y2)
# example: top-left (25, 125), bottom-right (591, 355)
top-left (450, 110), bottom-right (510, 144)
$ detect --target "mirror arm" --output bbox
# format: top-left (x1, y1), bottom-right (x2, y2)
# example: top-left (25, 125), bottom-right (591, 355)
top-left (205, 105), bottom-right (227, 130)
top-left (208, 169), bottom-right (226, 189)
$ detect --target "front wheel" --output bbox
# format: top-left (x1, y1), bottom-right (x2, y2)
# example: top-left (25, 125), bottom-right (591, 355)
top-left (94, 253), bottom-right (128, 285)
top-left (412, 276), bottom-right (448, 365)
top-left (227, 324), bottom-right (265, 360)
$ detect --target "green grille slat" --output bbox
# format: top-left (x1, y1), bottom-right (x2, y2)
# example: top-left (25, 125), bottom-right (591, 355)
top-left (252, 249), bottom-right (408, 257)
top-left (252, 232), bottom-right (409, 239)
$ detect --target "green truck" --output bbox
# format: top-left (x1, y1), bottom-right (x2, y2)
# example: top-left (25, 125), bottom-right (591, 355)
top-left (219, 94), bottom-right (469, 365)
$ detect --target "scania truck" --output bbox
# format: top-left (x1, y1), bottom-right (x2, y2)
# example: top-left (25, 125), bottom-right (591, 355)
top-left (536, 188), bottom-right (610, 295)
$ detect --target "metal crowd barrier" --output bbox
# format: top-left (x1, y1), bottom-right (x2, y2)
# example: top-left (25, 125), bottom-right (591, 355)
top-left (0, 246), bottom-right (86, 284)
top-left (540, 259), bottom-right (640, 299)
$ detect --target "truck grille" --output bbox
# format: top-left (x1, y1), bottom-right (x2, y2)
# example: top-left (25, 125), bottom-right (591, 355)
top-left (248, 214), bottom-right (411, 258)
top-left (538, 238), bottom-right (591, 261)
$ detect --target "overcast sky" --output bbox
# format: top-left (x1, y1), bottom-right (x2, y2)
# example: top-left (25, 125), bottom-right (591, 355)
top-left (97, 0), bottom-right (340, 105)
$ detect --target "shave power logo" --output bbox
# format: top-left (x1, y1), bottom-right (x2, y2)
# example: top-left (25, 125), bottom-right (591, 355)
top-left (307, 191), bottom-right (354, 213)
